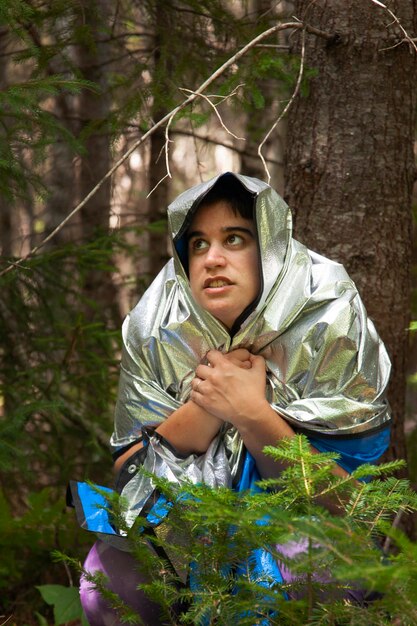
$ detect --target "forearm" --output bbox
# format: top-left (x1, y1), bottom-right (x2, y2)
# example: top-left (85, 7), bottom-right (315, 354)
top-left (155, 400), bottom-right (222, 455)
top-left (232, 399), bottom-right (349, 482)
top-left (113, 400), bottom-right (222, 473)
top-left (232, 399), bottom-right (295, 478)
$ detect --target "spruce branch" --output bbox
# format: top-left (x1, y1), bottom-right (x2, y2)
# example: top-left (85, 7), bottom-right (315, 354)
top-left (61, 435), bottom-right (417, 624)
top-left (367, 478), bottom-right (417, 535)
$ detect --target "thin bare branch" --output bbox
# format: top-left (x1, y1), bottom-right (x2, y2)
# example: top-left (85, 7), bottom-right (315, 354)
top-left (1, 20), bottom-right (307, 276)
top-left (258, 28), bottom-right (306, 183)
top-left (164, 116), bottom-right (174, 181)
top-left (172, 128), bottom-right (283, 166)
top-left (255, 44), bottom-right (290, 50)
top-left (146, 84), bottom-right (247, 195)
top-left (146, 173), bottom-right (170, 199)
top-left (179, 85), bottom-right (246, 140)
top-left (370, 0), bottom-right (417, 53)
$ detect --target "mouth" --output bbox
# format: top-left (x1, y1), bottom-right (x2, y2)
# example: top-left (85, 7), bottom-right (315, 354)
top-left (204, 277), bottom-right (233, 289)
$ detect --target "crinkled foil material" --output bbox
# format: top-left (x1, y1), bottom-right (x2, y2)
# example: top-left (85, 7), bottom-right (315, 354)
top-left (112, 173), bottom-right (391, 526)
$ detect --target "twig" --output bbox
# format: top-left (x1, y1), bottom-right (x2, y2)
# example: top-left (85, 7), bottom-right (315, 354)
top-left (63, 559), bottom-right (74, 587)
top-left (345, 482), bottom-right (367, 517)
top-left (146, 173), bottom-right (170, 198)
top-left (146, 116), bottom-right (173, 198)
top-left (298, 436), bottom-right (311, 496)
top-left (147, 85), bottom-right (246, 195)
top-left (147, 85), bottom-right (246, 196)
top-left (164, 117), bottom-right (173, 179)
top-left (370, 0), bottom-right (417, 53)
top-left (146, 85), bottom-right (245, 193)
top-left (0, 19), bottom-right (318, 277)
top-left (382, 510), bottom-right (404, 553)
top-left (255, 44), bottom-right (290, 50)
top-left (258, 28), bottom-right (306, 183)
top-left (179, 85), bottom-right (246, 140)
top-left (368, 480), bottom-right (400, 535)
top-left (172, 128), bottom-right (283, 165)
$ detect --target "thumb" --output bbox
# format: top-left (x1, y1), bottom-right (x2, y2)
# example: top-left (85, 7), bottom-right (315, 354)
top-left (249, 354), bottom-right (266, 372)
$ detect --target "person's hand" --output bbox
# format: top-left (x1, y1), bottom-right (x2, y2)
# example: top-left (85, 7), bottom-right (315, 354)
top-left (222, 348), bottom-right (252, 370)
top-left (191, 349), bottom-right (268, 426)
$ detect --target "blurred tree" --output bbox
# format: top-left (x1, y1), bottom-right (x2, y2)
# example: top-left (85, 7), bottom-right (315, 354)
top-left (147, 0), bottom-right (174, 275)
top-left (75, 0), bottom-right (121, 323)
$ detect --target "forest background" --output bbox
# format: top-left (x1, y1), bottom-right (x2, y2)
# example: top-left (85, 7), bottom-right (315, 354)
top-left (1, 0), bottom-right (417, 623)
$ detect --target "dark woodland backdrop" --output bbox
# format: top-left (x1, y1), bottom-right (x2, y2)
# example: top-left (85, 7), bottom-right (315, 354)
top-left (1, 0), bottom-right (417, 623)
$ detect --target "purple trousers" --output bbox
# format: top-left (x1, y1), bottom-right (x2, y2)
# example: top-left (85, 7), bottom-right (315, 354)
top-left (80, 541), bottom-right (165, 626)
top-left (80, 539), bottom-right (369, 625)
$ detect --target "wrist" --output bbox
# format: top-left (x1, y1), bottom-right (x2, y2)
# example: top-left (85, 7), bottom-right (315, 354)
top-left (190, 399), bottom-right (223, 426)
top-left (230, 398), bottom-right (271, 429)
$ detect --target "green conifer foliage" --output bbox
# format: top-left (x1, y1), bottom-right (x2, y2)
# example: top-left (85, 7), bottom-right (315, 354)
top-left (76, 436), bottom-right (417, 625)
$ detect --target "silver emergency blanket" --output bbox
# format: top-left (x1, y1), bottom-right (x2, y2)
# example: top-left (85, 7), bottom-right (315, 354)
top-left (111, 172), bottom-right (391, 528)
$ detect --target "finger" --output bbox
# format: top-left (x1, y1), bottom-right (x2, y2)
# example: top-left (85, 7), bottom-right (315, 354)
top-left (196, 363), bottom-right (213, 379)
top-left (250, 354), bottom-right (266, 372)
top-left (190, 390), bottom-right (204, 406)
top-left (206, 350), bottom-right (226, 366)
top-left (192, 377), bottom-right (203, 392)
top-left (225, 348), bottom-right (251, 362)
top-left (227, 357), bottom-right (251, 369)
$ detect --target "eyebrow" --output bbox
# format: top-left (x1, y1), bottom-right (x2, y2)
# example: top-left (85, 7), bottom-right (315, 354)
top-left (187, 226), bottom-right (255, 240)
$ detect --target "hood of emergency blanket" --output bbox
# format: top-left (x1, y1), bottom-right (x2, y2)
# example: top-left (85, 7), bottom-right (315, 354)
top-left (112, 172), bottom-right (391, 444)
top-left (168, 171), bottom-right (291, 316)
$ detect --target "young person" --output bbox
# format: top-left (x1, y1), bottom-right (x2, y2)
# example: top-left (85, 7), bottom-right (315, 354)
top-left (77, 172), bottom-right (391, 624)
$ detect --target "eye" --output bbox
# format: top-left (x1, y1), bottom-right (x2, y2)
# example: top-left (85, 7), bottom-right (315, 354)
top-left (190, 238), bottom-right (208, 252)
top-left (227, 233), bottom-right (244, 246)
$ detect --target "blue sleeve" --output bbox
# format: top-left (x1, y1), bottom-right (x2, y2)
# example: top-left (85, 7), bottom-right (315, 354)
top-left (307, 425), bottom-right (391, 475)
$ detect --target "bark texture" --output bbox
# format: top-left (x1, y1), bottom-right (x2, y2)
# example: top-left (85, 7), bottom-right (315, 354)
top-left (77, 0), bottom-right (112, 241)
top-left (146, 0), bottom-right (173, 277)
top-left (285, 2), bottom-right (417, 465)
top-left (76, 0), bottom-right (120, 324)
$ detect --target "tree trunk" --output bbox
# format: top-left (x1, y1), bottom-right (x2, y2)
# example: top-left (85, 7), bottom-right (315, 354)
top-left (147, 0), bottom-right (172, 277)
top-left (0, 54), bottom-right (12, 258)
top-left (284, 2), bottom-right (417, 467)
top-left (44, 92), bottom-right (79, 246)
top-left (77, 0), bottom-right (112, 241)
top-left (76, 0), bottom-right (120, 324)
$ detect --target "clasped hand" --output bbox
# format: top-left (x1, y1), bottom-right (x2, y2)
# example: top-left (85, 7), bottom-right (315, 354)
top-left (190, 349), bottom-right (268, 427)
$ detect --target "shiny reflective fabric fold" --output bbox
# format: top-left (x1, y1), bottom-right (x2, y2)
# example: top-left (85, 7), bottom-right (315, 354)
top-left (111, 172), bottom-right (391, 527)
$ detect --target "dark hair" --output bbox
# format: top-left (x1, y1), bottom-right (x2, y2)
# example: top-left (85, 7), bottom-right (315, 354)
top-left (197, 176), bottom-right (254, 220)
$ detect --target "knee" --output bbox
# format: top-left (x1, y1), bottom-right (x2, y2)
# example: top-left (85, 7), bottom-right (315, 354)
top-left (79, 541), bottom-right (120, 625)
top-left (79, 570), bottom-right (107, 621)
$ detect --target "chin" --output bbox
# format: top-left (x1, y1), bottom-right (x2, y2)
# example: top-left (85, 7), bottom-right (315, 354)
top-left (210, 309), bottom-right (235, 329)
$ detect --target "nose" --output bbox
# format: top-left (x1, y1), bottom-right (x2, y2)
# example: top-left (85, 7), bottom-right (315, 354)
top-left (204, 242), bottom-right (226, 268)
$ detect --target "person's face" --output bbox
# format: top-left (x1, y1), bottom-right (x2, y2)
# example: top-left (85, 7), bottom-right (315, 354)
top-left (187, 200), bottom-right (260, 329)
